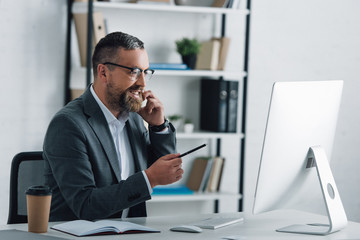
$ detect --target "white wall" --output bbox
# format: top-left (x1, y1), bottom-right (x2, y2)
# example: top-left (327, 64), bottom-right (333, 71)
top-left (0, 0), bottom-right (67, 224)
top-left (244, 0), bottom-right (360, 222)
top-left (1, 0), bottom-right (360, 225)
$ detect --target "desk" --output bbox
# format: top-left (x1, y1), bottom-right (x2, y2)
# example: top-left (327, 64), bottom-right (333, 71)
top-left (2, 210), bottom-right (360, 239)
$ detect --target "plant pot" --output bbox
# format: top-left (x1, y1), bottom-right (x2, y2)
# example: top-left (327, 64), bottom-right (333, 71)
top-left (184, 123), bottom-right (194, 133)
top-left (181, 54), bottom-right (197, 69)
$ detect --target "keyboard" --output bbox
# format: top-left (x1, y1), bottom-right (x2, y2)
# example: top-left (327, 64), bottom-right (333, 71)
top-left (192, 217), bottom-right (244, 229)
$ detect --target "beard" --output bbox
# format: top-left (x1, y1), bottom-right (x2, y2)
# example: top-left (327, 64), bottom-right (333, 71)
top-left (106, 82), bottom-right (143, 113)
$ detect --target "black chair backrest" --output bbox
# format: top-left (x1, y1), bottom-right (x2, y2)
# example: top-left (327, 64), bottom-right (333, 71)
top-left (8, 151), bottom-right (44, 224)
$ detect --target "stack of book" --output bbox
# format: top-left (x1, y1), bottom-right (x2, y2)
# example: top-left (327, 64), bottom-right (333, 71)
top-left (200, 78), bottom-right (239, 133)
top-left (195, 37), bottom-right (230, 71)
top-left (186, 156), bottom-right (225, 192)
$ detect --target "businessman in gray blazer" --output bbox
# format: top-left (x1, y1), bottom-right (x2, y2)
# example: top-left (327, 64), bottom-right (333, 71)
top-left (43, 32), bottom-right (183, 221)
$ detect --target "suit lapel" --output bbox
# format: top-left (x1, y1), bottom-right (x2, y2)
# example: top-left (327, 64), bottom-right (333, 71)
top-left (82, 87), bottom-right (121, 182)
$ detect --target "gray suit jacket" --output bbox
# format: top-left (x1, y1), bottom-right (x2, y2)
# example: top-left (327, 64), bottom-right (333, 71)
top-left (43, 87), bottom-right (176, 221)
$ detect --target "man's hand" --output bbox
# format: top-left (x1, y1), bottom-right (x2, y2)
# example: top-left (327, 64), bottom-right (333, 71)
top-left (145, 153), bottom-right (184, 188)
top-left (138, 90), bottom-right (164, 126)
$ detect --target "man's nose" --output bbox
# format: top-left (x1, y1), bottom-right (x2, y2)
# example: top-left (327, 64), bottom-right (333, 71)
top-left (136, 72), bottom-right (146, 86)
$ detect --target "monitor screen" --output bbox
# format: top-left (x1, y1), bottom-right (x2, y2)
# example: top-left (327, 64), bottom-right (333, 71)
top-left (252, 80), bottom-right (347, 235)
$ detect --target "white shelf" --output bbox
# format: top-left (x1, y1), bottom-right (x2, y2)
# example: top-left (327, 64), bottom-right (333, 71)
top-left (73, 2), bottom-right (250, 15)
top-left (176, 132), bottom-right (244, 139)
top-left (150, 192), bottom-right (241, 202)
top-left (154, 70), bottom-right (247, 79)
top-left (71, 67), bottom-right (246, 81)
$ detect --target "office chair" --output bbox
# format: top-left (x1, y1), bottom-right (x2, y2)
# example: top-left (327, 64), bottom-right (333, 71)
top-left (8, 151), bottom-right (44, 224)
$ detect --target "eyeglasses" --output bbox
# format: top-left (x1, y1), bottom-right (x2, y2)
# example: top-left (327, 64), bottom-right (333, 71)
top-left (103, 62), bottom-right (155, 82)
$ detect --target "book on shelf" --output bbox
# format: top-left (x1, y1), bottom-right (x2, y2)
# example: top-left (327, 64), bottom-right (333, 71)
top-left (199, 157), bottom-right (214, 192)
top-left (216, 157), bottom-right (225, 191)
top-left (206, 156), bottom-right (225, 192)
top-left (212, 0), bottom-right (230, 8)
top-left (73, 12), bottom-right (107, 67)
top-left (149, 63), bottom-right (190, 70)
top-left (196, 37), bottom-right (231, 71)
top-left (186, 157), bottom-right (212, 191)
top-left (196, 39), bottom-right (221, 71)
top-left (70, 89), bottom-right (84, 100)
top-left (226, 80), bottom-right (239, 132)
top-left (200, 78), bottom-right (228, 132)
top-left (186, 156), bottom-right (225, 192)
top-left (200, 78), bottom-right (239, 133)
top-left (132, 0), bottom-right (172, 4)
top-left (152, 185), bottom-right (193, 195)
top-left (226, 0), bottom-right (240, 9)
top-left (214, 37), bottom-right (231, 71)
top-left (51, 219), bottom-right (159, 237)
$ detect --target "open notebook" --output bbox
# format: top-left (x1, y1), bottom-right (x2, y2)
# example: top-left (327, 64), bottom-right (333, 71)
top-left (51, 219), bottom-right (159, 236)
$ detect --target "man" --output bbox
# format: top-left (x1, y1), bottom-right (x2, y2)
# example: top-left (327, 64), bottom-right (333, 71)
top-left (43, 32), bottom-right (183, 221)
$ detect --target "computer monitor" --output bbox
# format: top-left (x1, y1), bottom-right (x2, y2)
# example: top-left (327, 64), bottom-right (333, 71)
top-left (252, 80), bottom-right (347, 235)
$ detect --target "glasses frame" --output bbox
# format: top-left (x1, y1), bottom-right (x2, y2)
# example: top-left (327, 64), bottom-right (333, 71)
top-left (102, 62), bottom-right (155, 82)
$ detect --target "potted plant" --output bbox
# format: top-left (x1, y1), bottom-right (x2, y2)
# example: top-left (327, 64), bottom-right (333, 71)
top-left (184, 118), bottom-right (194, 133)
top-left (175, 37), bottom-right (201, 69)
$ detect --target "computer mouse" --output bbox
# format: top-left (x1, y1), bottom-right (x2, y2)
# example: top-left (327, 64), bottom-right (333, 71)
top-left (170, 225), bottom-right (203, 233)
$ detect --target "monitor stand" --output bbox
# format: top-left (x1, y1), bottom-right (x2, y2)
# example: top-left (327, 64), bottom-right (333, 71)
top-left (276, 146), bottom-right (347, 235)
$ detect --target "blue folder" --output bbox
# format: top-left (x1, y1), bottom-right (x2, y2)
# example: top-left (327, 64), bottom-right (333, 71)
top-left (152, 185), bottom-right (194, 195)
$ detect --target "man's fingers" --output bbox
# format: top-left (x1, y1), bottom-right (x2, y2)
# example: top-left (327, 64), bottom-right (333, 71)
top-left (162, 153), bottom-right (180, 160)
top-left (142, 90), bottom-right (155, 99)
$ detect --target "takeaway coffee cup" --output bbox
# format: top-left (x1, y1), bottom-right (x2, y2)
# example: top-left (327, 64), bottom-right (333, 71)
top-left (26, 185), bottom-right (52, 233)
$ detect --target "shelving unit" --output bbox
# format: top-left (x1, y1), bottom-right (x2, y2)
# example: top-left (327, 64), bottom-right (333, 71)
top-left (72, 1), bottom-right (249, 14)
top-left (65, 0), bottom-right (251, 215)
top-left (154, 70), bottom-right (246, 79)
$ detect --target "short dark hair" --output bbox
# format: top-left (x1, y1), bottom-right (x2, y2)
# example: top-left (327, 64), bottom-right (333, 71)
top-left (92, 31), bottom-right (145, 76)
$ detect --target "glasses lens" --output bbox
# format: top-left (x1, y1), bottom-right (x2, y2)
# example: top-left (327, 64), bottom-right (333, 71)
top-left (144, 69), bottom-right (154, 82)
top-left (130, 69), bottom-right (141, 81)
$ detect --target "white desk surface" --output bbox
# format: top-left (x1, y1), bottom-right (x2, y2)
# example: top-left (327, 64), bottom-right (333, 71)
top-left (2, 210), bottom-right (360, 240)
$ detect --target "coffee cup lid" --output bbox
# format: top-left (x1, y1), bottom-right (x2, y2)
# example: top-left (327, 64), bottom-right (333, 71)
top-left (26, 185), bottom-right (52, 196)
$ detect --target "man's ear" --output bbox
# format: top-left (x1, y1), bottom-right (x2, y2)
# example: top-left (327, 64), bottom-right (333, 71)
top-left (97, 64), bottom-right (108, 83)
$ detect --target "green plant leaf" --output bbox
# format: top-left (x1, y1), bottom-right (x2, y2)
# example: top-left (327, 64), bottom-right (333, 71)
top-left (175, 38), bottom-right (201, 56)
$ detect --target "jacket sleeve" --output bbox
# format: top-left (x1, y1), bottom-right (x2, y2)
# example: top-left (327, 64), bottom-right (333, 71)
top-left (128, 113), bottom-right (177, 167)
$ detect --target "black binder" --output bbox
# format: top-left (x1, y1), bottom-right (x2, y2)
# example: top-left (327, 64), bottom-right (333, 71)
top-left (226, 80), bottom-right (238, 132)
top-left (200, 79), bottom-right (228, 132)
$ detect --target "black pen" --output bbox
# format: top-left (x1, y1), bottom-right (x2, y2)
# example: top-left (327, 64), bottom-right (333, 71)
top-left (179, 144), bottom-right (207, 158)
